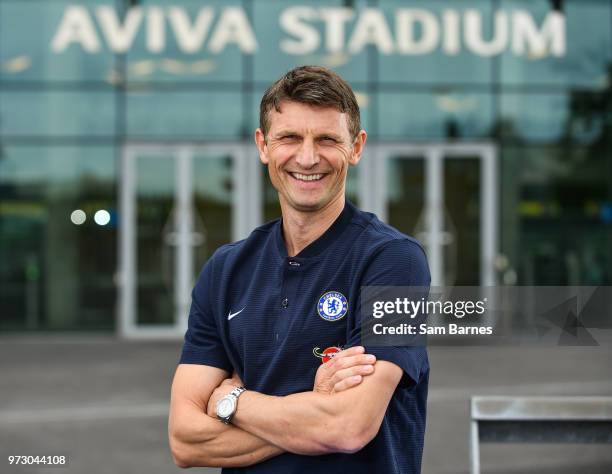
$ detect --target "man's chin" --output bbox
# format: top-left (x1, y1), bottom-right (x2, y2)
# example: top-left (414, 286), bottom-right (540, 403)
top-left (290, 201), bottom-right (325, 213)
top-left (285, 195), bottom-right (327, 213)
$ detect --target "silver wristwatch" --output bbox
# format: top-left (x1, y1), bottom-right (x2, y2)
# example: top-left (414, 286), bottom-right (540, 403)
top-left (216, 386), bottom-right (246, 424)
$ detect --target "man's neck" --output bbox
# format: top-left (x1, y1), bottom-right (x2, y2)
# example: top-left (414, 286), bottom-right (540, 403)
top-left (280, 195), bottom-right (345, 257)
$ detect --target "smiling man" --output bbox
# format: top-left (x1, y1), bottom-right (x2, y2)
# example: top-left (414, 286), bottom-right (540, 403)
top-left (169, 66), bottom-right (431, 473)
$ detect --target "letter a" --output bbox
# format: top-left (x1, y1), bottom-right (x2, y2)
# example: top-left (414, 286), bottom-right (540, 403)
top-left (51, 6), bottom-right (101, 53)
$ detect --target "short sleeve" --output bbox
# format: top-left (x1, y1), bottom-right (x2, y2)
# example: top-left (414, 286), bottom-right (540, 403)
top-left (179, 258), bottom-right (233, 372)
top-left (347, 239), bottom-right (431, 388)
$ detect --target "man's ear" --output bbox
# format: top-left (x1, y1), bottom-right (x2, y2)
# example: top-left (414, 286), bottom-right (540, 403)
top-left (255, 128), bottom-right (269, 165)
top-left (349, 130), bottom-right (367, 166)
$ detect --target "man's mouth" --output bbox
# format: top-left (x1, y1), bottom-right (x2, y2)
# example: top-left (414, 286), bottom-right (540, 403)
top-left (289, 172), bottom-right (325, 182)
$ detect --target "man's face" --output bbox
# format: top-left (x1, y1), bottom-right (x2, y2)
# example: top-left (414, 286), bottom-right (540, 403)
top-left (255, 100), bottom-right (366, 212)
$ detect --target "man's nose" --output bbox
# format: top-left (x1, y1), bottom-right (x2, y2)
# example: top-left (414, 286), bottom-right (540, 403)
top-left (295, 139), bottom-right (319, 169)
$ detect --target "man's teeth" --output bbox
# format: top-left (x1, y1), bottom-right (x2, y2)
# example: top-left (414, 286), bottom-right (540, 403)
top-left (291, 173), bottom-right (323, 181)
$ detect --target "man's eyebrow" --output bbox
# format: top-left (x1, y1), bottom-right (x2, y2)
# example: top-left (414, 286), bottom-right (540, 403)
top-left (273, 130), bottom-right (301, 137)
top-left (315, 133), bottom-right (342, 140)
top-left (272, 130), bottom-right (343, 141)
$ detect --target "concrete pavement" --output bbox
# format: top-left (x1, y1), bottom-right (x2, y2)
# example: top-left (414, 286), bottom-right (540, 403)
top-left (1, 336), bottom-right (611, 473)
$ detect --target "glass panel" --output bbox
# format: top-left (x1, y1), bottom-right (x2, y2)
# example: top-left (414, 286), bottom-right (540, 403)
top-left (125, 0), bottom-right (244, 84)
top-left (500, 0), bottom-right (612, 88)
top-left (262, 164), bottom-right (359, 223)
top-left (500, 91), bottom-right (607, 145)
top-left (0, 145), bottom-right (116, 331)
top-left (377, 91), bottom-right (493, 139)
top-left (253, 0), bottom-right (370, 83)
top-left (503, 145), bottom-right (612, 285)
top-left (378, 0), bottom-right (494, 85)
top-left (126, 90), bottom-right (243, 138)
top-left (386, 156), bottom-right (425, 238)
top-left (0, 91), bottom-right (115, 137)
top-left (192, 154), bottom-right (233, 274)
top-left (444, 157), bottom-right (481, 285)
top-left (0, 1), bottom-right (117, 82)
top-left (135, 154), bottom-right (175, 326)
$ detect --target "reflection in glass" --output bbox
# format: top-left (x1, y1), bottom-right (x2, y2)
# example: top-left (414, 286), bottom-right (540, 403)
top-left (133, 152), bottom-right (234, 327)
top-left (387, 157), bottom-right (424, 239)
top-left (127, 90), bottom-right (244, 138)
top-left (0, 1), bottom-right (115, 82)
top-left (0, 146), bottom-right (116, 331)
top-left (500, 0), bottom-right (611, 88)
top-left (0, 91), bottom-right (115, 137)
top-left (500, 91), bottom-right (608, 145)
top-left (135, 155), bottom-right (175, 325)
top-left (504, 145), bottom-right (612, 285)
top-left (378, 92), bottom-right (493, 139)
top-left (444, 158), bottom-right (480, 285)
top-left (192, 155), bottom-right (233, 273)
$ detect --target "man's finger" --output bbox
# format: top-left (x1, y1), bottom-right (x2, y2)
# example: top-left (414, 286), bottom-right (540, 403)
top-left (332, 364), bottom-right (375, 385)
top-left (331, 346), bottom-right (364, 360)
top-left (334, 375), bottom-right (362, 392)
top-left (334, 354), bottom-right (376, 371)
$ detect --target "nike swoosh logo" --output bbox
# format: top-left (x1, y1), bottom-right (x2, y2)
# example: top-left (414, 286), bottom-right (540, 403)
top-left (227, 308), bottom-right (245, 320)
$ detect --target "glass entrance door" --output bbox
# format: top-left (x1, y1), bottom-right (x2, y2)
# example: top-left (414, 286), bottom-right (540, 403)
top-left (367, 144), bottom-right (498, 286)
top-left (119, 144), bottom-right (257, 338)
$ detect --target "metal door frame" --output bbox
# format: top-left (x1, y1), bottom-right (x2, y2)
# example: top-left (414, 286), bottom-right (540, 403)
top-left (118, 142), bottom-right (259, 339)
top-left (361, 142), bottom-right (498, 286)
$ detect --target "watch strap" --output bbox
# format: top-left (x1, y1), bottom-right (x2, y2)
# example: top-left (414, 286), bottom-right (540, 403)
top-left (229, 386), bottom-right (246, 398)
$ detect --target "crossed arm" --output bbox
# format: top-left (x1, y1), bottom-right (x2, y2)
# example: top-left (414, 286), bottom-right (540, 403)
top-left (211, 360), bottom-right (402, 455)
top-left (169, 364), bottom-right (282, 468)
top-left (168, 348), bottom-right (403, 468)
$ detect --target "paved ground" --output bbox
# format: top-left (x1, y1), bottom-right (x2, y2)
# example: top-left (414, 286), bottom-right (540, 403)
top-left (1, 335), bottom-right (611, 474)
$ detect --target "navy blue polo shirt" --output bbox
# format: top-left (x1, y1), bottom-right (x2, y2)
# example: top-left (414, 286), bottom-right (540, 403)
top-left (180, 199), bottom-right (431, 474)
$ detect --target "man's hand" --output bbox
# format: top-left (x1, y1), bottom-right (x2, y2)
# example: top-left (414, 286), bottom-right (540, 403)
top-left (207, 346), bottom-right (377, 417)
top-left (313, 346), bottom-right (376, 394)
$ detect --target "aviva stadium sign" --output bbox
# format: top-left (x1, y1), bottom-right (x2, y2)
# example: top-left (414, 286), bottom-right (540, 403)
top-left (51, 6), bottom-right (566, 57)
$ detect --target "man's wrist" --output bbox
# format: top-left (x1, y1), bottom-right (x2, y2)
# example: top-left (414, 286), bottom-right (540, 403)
top-left (216, 386), bottom-right (246, 424)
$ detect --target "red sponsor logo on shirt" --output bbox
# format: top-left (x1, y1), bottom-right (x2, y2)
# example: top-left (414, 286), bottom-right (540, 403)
top-left (313, 346), bottom-right (342, 363)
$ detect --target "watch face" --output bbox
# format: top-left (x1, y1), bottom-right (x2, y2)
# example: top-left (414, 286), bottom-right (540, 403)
top-left (217, 397), bottom-right (234, 418)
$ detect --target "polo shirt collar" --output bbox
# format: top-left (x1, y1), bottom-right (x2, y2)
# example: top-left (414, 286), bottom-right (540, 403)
top-left (274, 199), bottom-right (357, 260)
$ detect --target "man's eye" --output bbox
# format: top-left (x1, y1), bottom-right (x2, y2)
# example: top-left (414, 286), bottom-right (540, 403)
top-left (280, 135), bottom-right (299, 141)
top-left (319, 137), bottom-right (337, 145)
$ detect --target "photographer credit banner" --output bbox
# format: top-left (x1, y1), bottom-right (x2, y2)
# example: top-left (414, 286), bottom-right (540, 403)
top-left (361, 286), bottom-right (612, 347)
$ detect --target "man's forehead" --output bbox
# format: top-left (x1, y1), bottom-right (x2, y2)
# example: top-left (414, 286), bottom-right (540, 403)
top-left (268, 100), bottom-right (349, 134)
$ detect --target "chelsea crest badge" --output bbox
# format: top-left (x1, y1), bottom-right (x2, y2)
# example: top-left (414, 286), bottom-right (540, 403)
top-left (317, 291), bottom-right (348, 322)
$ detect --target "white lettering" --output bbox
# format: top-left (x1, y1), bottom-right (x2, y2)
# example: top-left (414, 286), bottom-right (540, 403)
top-left (372, 301), bottom-right (384, 318)
top-left (396, 9), bottom-right (439, 55)
top-left (147, 6), bottom-right (164, 53)
top-left (209, 7), bottom-right (257, 53)
top-left (348, 8), bottom-right (394, 55)
top-left (96, 6), bottom-right (142, 53)
top-left (280, 7), bottom-right (319, 55)
top-left (512, 10), bottom-right (565, 57)
top-left (168, 7), bottom-right (214, 53)
top-left (49, 6), bottom-right (566, 58)
top-left (465, 9), bottom-right (508, 57)
top-left (51, 6), bottom-right (100, 53)
top-left (319, 7), bottom-right (354, 53)
top-left (442, 9), bottom-right (460, 55)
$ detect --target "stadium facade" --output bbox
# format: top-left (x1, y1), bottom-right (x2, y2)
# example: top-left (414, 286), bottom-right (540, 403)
top-left (1, 0), bottom-right (610, 336)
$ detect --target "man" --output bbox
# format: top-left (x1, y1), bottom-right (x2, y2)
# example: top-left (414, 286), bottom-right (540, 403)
top-left (169, 65), bottom-right (430, 473)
